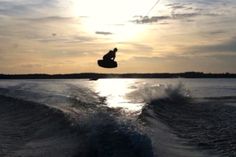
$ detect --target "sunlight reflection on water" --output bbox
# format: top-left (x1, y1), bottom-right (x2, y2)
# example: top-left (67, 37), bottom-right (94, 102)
top-left (92, 79), bottom-right (144, 112)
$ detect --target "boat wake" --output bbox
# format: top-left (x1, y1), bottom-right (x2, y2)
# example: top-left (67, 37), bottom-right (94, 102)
top-left (0, 81), bottom-right (236, 157)
top-left (0, 88), bottom-right (153, 157)
top-left (138, 84), bottom-right (236, 157)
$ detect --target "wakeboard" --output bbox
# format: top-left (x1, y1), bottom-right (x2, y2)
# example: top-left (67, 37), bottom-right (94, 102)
top-left (97, 59), bottom-right (117, 68)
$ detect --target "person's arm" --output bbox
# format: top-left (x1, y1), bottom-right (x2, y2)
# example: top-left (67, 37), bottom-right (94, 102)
top-left (103, 51), bottom-right (110, 60)
top-left (112, 52), bottom-right (116, 60)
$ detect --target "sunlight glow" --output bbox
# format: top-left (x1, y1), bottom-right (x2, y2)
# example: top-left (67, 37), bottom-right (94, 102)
top-left (72, 0), bottom-right (159, 41)
top-left (74, 0), bottom-right (157, 20)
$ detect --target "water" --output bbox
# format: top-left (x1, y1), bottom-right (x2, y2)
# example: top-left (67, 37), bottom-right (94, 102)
top-left (0, 78), bottom-right (235, 157)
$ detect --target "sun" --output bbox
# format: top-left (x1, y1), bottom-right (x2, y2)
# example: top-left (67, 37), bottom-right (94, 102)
top-left (72, 0), bottom-right (158, 41)
top-left (74, 0), bottom-right (156, 22)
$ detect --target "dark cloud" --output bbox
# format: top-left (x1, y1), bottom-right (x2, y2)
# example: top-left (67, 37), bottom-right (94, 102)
top-left (133, 16), bottom-right (170, 24)
top-left (169, 3), bottom-right (220, 19)
top-left (172, 12), bottom-right (199, 18)
top-left (189, 36), bottom-right (236, 54)
top-left (95, 31), bottom-right (113, 35)
top-left (133, 1), bottom-right (223, 24)
top-left (130, 53), bottom-right (236, 73)
top-left (204, 13), bottom-right (220, 16)
top-left (133, 3), bottom-right (218, 24)
top-left (0, 0), bottom-right (60, 17)
top-left (0, 1), bottom-right (35, 16)
top-left (133, 11), bottom-right (220, 24)
top-left (22, 16), bottom-right (74, 22)
top-left (206, 30), bottom-right (227, 35)
top-left (133, 12), bottom-right (200, 24)
top-left (183, 29), bottom-right (228, 38)
top-left (166, 3), bottom-right (187, 10)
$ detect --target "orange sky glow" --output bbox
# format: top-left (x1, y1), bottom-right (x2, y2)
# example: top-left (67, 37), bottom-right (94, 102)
top-left (0, 0), bottom-right (236, 73)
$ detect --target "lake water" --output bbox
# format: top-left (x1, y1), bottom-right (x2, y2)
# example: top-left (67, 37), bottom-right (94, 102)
top-left (0, 78), bottom-right (235, 157)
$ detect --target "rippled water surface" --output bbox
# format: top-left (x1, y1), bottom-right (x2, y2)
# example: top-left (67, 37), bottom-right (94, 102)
top-left (0, 78), bottom-right (235, 157)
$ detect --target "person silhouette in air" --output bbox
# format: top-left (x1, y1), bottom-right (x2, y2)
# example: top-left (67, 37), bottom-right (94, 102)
top-left (97, 48), bottom-right (118, 68)
top-left (103, 48), bottom-right (118, 62)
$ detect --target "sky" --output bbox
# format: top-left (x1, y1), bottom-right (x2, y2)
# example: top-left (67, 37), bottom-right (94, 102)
top-left (0, 0), bottom-right (236, 74)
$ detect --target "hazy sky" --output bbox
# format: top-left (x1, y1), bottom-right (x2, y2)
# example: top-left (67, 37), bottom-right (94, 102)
top-left (0, 0), bottom-right (236, 74)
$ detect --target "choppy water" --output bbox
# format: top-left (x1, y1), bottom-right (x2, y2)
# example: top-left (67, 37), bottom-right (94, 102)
top-left (0, 79), bottom-right (235, 157)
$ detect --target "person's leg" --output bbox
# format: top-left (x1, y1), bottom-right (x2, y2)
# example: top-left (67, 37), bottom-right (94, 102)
top-left (103, 55), bottom-right (108, 60)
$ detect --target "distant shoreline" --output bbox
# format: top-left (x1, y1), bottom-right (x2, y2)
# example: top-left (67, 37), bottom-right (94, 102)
top-left (0, 72), bottom-right (236, 79)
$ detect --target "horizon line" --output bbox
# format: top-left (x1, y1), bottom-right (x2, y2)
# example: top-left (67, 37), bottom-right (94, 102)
top-left (0, 71), bottom-right (236, 75)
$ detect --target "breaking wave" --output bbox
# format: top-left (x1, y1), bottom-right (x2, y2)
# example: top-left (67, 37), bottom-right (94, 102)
top-left (0, 94), bottom-right (153, 157)
top-left (138, 83), bottom-right (236, 157)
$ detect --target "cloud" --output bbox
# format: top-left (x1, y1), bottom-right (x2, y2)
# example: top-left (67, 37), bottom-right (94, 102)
top-left (133, 11), bottom-right (220, 24)
top-left (131, 56), bottom-right (164, 62)
top-left (128, 52), bottom-right (236, 73)
top-left (37, 35), bottom-right (95, 43)
top-left (20, 63), bottom-right (43, 68)
top-left (21, 16), bottom-right (75, 22)
top-left (133, 13), bottom-right (203, 24)
top-left (42, 49), bottom-right (100, 60)
top-left (207, 30), bottom-right (227, 35)
top-left (132, 12), bottom-right (203, 24)
top-left (0, 0), bottom-right (62, 17)
top-left (132, 16), bottom-right (170, 24)
top-left (95, 31), bottom-right (113, 35)
top-left (166, 3), bottom-right (188, 10)
top-left (172, 12), bottom-right (200, 19)
top-left (133, 1), bottom-right (224, 24)
top-left (188, 36), bottom-right (236, 54)
top-left (0, 14), bottom-right (95, 43)
top-left (118, 42), bottom-right (154, 52)
top-left (0, 1), bottom-right (34, 16)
